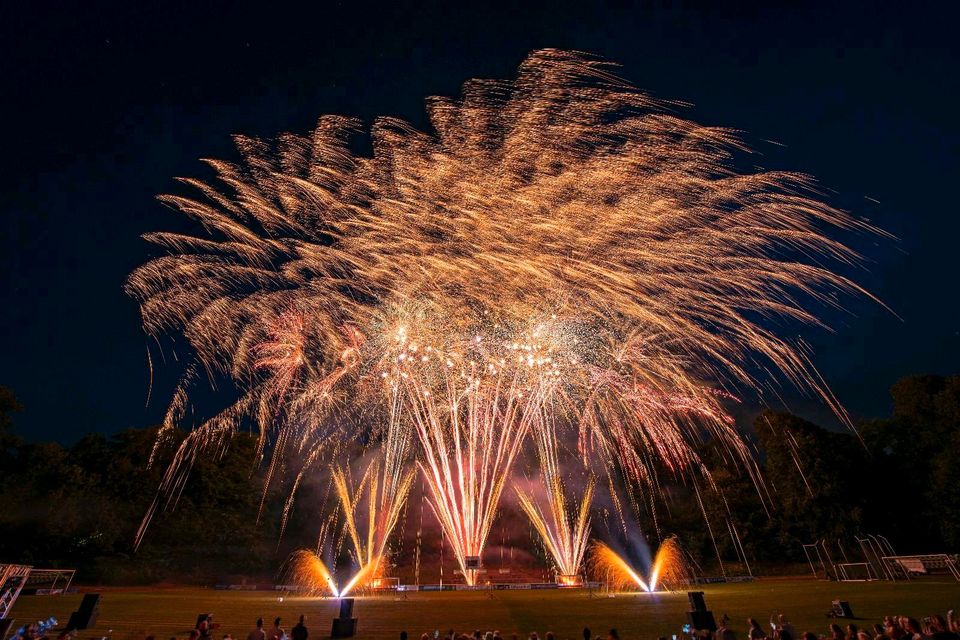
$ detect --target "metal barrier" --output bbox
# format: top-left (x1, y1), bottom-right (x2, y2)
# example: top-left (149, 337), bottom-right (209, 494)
top-left (0, 565), bottom-right (33, 620)
top-left (803, 534), bottom-right (896, 581)
top-left (881, 554), bottom-right (960, 581)
top-left (20, 569), bottom-right (76, 595)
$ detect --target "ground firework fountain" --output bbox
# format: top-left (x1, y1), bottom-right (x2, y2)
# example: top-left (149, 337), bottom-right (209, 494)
top-left (591, 537), bottom-right (691, 592)
top-left (287, 550), bottom-right (339, 597)
top-left (516, 414), bottom-right (595, 581)
top-left (330, 454), bottom-right (414, 595)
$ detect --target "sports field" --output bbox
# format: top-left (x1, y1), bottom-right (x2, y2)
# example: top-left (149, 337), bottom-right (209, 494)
top-left (9, 579), bottom-right (960, 640)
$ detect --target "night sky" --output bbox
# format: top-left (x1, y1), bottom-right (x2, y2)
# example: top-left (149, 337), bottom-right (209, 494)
top-left (2, 2), bottom-right (957, 442)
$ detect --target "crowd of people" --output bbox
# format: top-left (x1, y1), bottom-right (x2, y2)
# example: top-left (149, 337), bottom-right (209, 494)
top-left (189, 615), bottom-right (310, 640)
top-left (396, 611), bottom-right (960, 640)
top-left (671, 611), bottom-right (960, 640)
top-left (14, 608), bottom-right (959, 640)
top-left (403, 628), bottom-right (619, 640)
top-left (9, 624), bottom-right (71, 640)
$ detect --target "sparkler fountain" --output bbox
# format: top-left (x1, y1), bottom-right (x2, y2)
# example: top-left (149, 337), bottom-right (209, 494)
top-left (516, 413), bottom-right (595, 583)
top-left (330, 454), bottom-right (414, 595)
top-left (590, 536), bottom-right (692, 593)
top-left (378, 315), bottom-right (570, 584)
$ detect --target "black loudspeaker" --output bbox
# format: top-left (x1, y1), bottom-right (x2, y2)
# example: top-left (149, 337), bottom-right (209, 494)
top-left (67, 593), bottom-right (101, 630)
top-left (686, 592), bottom-right (716, 632)
top-left (0, 618), bottom-right (16, 640)
top-left (338, 598), bottom-right (355, 619)
top-left (331, 618), bottom-right (357, 638)
top-left (688, 591), bottom-right (707, 612)
top-left (687, 611), bottom-right (718, 633)
top-left (465, 556), bottom-right (481, 569)
top-left (332, 598), bottom-right (357, 638)
top-left (831, 600), bottom-right (855, 618)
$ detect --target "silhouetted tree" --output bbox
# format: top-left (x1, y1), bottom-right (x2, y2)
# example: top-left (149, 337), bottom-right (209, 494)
top-left (860, 375), bottom-right (960, 550)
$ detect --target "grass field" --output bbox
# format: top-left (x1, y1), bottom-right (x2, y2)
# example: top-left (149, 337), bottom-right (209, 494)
top-left (9, 579), bottom-right (960, 640)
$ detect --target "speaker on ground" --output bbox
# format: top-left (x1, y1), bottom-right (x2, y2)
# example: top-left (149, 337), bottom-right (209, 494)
top-left (331, 597), bottom-right (357, 638)
top-left (686, 591), bottom-right (717, 632)
top-left (67, 593), bottom-right (101, 631)
top-left (688, 591), bottom-right (707, 612)
top-left (830, 600), bottom-right (855, 618)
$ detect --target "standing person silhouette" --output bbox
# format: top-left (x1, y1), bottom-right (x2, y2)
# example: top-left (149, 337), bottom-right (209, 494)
top-left (291, 616), bottom-right (308, 640)
top-left (247, 619), bottom-right (266, 640)
top-left (268, 618), bottom-right (284, 640)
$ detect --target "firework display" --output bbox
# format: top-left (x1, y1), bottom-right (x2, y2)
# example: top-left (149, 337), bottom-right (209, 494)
top-left (128, 49), bottom-right (881, 590)
top-left (516, 416), bottom-right (594, 582)
top-left (590, 537), bottom-right (692, 592)
top-left (331, 452), bottom-right (414, 595)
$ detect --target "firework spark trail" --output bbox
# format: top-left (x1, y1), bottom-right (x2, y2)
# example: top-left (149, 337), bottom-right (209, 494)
top-left (516, 412), bottom-right (595, 580)
top-left (516, 477), bottom-right (594, 581)
top-left (590, 537), bottom-right (691, 592)
top-left (328, 396), bottom-right (414, 595)
top-left (288, 441), bottom-right (412, 597)
top-left (378, 319), bottom-right (565, 584)
top-left (590, 540), bottom-right (650, 592)
top-left (127, 49), bottom-right (887, 549)
top-left (331, 454), bottom-right (414, 595)
top-left (647, 536), bottom-right (692, 592)
top-left (286, 549), bottom-right (340, 596)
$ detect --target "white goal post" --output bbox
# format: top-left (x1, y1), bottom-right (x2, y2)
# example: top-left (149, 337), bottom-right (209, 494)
top-left (837, 562), bottom-right (875, 581)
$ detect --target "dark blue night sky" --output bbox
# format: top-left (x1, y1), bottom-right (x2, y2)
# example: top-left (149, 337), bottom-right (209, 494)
top-left (1, 2), bottom-right (957, 442)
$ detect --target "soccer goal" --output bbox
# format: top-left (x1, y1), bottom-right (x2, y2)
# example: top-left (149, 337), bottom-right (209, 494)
top-left (801, 540), bottom-right (836, 580)
top-left (837, 562), bottom-right (875, 581)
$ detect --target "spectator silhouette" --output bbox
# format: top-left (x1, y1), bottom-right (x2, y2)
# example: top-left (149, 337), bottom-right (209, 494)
top-left (247, 619), bottom-right (266, 640)
top-left (291, 616), bottom-right (307, 640)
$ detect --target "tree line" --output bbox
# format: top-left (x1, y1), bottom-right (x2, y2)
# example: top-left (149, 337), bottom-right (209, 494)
top-left (0, 375), bottom-right (957, 584)
top-left (656, 375), bottom-right (960, 569)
